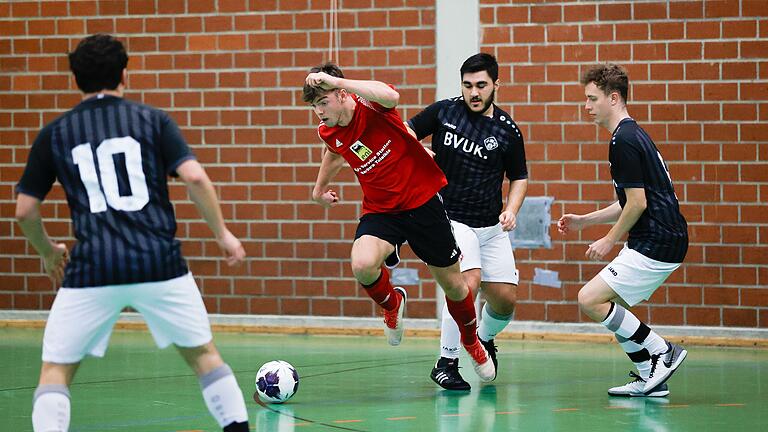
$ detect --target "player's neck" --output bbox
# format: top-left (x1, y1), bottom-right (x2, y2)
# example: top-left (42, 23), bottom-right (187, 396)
top-left (605, 108), bottom-right (631, 133)
top-left (481, 104), bottom-right (494, 118)
top-left (82, 88), bottom-right (123, 101)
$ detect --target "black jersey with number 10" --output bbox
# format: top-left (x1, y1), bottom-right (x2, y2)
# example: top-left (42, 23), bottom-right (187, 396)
top-left (16, 95), bottom-right (192, 288)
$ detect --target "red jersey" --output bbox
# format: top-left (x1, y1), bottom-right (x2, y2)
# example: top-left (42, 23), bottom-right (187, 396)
top-left (318, 92), bottom-right (447, 214)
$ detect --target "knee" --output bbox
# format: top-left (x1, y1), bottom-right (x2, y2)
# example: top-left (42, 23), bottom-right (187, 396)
top-left (350, 257), bottom-right (380, 283)
top-left (577, 288), bottom-right (594, 314)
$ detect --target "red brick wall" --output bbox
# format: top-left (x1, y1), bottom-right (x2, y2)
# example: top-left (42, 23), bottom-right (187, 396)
top-left (0, 1), bottom-right (766, 328)
top-left (480, 0), bottom-right (768, 327)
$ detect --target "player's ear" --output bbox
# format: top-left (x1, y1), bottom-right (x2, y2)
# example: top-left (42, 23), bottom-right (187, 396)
top-left (610, 91), bottom-right (620, 106)
top-left (337, 88), bottom-right (347, 101)
top-left (121, 69), bottom-right (127, 86)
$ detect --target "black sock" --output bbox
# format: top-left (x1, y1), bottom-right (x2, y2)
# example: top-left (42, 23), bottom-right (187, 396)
top-left (224, 421), bottom-right (249, 432)
top-left (437, 357), bottom-right (457, 368)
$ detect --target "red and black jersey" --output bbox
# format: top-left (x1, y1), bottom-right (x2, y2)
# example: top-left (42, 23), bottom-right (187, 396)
top-left (318, 92), bottom-right (446, 214)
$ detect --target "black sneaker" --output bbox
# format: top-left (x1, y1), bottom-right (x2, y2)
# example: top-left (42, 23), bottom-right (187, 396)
top-left (430, 357), bottom-right (471, 390)
top-left (385, 243), bottom-right (401, 269)
top-left (479, 337), bottom-right (498, 380)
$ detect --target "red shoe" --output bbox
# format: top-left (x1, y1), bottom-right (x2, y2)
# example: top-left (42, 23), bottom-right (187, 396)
top-left (383, 287), bottom-right (407, 346)
top-left (464, 339), bottom-right (496, 382)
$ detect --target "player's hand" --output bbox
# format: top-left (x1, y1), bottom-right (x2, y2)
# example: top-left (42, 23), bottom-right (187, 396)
top-left (305, 72), bottom-right (339, 91)
top-left (424, 147), bottom-right (435, 158)
top-left (313, 189), bottom-right (340, 208)
top-left (43, 242), bottom-right (68, 285)
top-left (557, 214), bottom-right (584, 235)
top-left (499, 210), bottom-right (517, 231)
top-left (585, 236), bottom-right (615, 261)
top-left (216, 229), bottom-right (246, 267)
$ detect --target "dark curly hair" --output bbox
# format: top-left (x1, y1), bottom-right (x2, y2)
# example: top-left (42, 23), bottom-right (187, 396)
top-left (68, 34), bottom-right (129, 93)
top-left (302, 62), bottom-right (345, 103)
top-left (580, 63), bottom-right (628, 103)
top-left (460, 53), bottom-right (499, 82)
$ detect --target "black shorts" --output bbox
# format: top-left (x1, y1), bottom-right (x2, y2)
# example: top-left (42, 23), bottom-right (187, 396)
top-left (354, 194), bottom-right (460, 268)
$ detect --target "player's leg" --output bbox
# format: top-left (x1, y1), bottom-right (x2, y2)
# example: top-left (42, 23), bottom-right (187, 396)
top-left (404, 196), bottom-right (494, 381)
top-left (33, 363), bottom-right (79, 432)
top-left (33, 286), bottom-right (124, 432)
top-left (475, 224), bottom-right (520, 374)
top-left (433, 268), bottom-right (480, 390)
top-left (177, 343), bottom-right (249, 431)
top-left (351, 215), bottom-right (407, 345)
top-left (580, 248), bottom-right (685, 395)
top-left (431, 221), bottom-right (480, 390)
top-left (131, 273), bottom-right (248, 431)
top-left (429, 263), bottom-right (494, 381)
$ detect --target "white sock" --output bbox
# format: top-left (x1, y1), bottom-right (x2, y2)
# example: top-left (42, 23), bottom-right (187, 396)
top-left (32, 385), bottom-right (70, 432)
top-left (439, 302), bottom-right (461, 359)
top-left (478, 303), bottom-right (512, 342)
top-left (615, 334), bottom-right (652, 380)
top-left (602, 303), bottom-right (668, 355)
top-left (199, 364), bottom-right (249, 428)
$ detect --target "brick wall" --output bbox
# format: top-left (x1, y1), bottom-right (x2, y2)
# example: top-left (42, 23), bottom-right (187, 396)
top-left (480, 0), bottom-right (768, 327)
top-left (0, 0), bottom-right (766, 327)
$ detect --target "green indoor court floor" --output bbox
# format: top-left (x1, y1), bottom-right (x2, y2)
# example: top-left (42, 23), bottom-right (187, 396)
top-left (1, 327), bottom-right (767, 432)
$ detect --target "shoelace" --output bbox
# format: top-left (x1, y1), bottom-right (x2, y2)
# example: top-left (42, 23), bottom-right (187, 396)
top-left (626, 371), bottom-right (645, 384)
top-left (648, 353), bottom-right (661, 378)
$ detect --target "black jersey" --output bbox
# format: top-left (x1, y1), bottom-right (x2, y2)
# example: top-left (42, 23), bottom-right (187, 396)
top-left (407, 97), bottom-right (527, 228)
top-left (16, 95), bottom-right (193, 287)
top-left (610, 118), bottom-right (688, 263)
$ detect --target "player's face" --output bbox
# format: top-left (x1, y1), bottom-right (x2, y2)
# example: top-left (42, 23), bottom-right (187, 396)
top-left (584, 82), bottom-right (614, 128)
top-left (311, 90), bottom-right (346, 127)
top-left (461, 71), bottom-right (498, 115)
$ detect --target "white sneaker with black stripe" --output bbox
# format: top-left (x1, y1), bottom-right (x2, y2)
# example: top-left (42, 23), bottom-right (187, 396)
top-left (644, 342), bottom-right (687, 393)
top-left (608, 371), bottom-right (669, 397)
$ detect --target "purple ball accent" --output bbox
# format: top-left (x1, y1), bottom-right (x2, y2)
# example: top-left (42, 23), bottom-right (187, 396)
top-left (261, 370), bottom-right (282, 398)
top-left (291, 367), bottom-right (299, 394)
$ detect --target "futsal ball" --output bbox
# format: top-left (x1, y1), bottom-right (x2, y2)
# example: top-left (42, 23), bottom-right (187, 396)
top-left (255, 360), bottom-right (299, 404)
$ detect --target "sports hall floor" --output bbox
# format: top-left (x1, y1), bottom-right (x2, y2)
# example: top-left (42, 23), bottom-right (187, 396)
top-left (1, 327), bottom-right (766, 431)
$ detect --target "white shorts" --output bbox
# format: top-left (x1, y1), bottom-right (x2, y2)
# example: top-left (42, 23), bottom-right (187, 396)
top-left (452, 221), bottom-right (519, 285)
top-left (42, 272), bottom-right (212, 364)
top-left (599, 244), bottom-right (681, 307)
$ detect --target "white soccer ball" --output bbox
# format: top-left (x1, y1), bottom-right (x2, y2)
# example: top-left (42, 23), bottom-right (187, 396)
top-left (255, 360), bottom-right (299, 404)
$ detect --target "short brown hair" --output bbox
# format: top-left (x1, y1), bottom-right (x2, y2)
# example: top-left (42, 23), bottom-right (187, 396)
top-left (580, 63), bottom-right (628, 103)
top-left (302, 62), bottom-right (344, 103)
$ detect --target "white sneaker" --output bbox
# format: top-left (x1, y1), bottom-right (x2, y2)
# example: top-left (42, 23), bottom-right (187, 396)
top-left (383, 287), bottom-right (406, 346)
top-left (464, 339), bottom-right (496, 382)
top-left (644, 342), bottom-right (687, 393)
top-left (608, 371), bottom-right (669, 397)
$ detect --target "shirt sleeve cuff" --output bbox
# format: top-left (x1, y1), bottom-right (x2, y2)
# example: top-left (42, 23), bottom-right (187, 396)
top-left (167, 154), bottom-right (197, 177)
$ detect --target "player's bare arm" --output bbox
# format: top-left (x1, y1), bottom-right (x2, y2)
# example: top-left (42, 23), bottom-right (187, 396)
top-left (312, 149), bottom-right (345, 208)
top-left (15, 193), bottom-right (69, 284)
top-left (499, 178), bottom-right (528, 231)
top-left (585, 188), bottom-right (646, 261)
top-left (557, 200), bottom-right (623, 235)
top-left (176, 159), bottom-right (245, 267)
top-left (306, 72), bottom-right (399, 108)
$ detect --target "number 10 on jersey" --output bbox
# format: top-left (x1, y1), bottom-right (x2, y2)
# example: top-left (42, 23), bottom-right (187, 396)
top-left (72, 136), bottom-right (149, 213)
